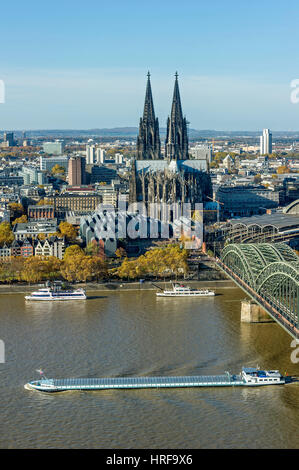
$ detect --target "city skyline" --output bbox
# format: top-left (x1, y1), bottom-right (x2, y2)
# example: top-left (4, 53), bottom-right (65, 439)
top-left (1, 0), bottom-right (299, 130)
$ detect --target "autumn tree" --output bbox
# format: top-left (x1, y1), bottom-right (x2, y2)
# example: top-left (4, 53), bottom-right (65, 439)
top-left (20, 257), bottom-right (47, 283)
top-left (12, 215), bottom-right (28, 226)
top-left (60, 255), bottom-right (81, 282)
top-left (58, 221), bottom-right (78, 241)
top-left (64, 244), bottom-right (84, 260)
top-left (8, 203), bottom-right (24, 220)
top-left (85, 241), bottom-right (103, 257)
top-left (277, 165), bottom-right (289, 174)
top-left (115, 247), bottom-right (127, 259)
top-left (253, 174), bottom-right (262, 184)
top-left (51, 164), bottom-right (65, 176)
top-left (44, 256), bottom-right (62, 280)
top-left (116, 245), bottom-right (189, 280)
top-left (37, 198), bottom-right (53, 206)
top-left (90, 257), bottom-right (108, 281)
top-left (0, 222), bottom-right (14, 246)
top-left (0, 257), bottom-right (24, 283)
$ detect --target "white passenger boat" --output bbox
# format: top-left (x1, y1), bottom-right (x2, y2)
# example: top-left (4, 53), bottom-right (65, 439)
top-left (240, 367), bottom-right (286, 385)
top-left (156, 283), bottom-right (215, 297)
top-left (25, 281), bottom-right (86, 301)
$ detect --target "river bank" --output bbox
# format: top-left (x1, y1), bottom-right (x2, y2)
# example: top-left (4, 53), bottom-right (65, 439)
top-left (0, 279), bottom-right (236, 294)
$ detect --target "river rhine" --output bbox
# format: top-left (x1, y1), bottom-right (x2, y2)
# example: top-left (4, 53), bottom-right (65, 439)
top-left (0, 286), bottom-right (298, 449)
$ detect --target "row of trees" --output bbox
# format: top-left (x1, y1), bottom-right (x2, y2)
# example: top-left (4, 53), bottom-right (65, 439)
top-left (114, 245), bottom-right (189, 280)
top-left (0, 245), bottom-right (108, 283)
top-left (0, 244), bottom-right (189, 284)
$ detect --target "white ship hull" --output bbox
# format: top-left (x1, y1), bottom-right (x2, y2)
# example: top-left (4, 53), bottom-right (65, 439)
top-left (25, 285), bottom-right (86, 301)
top-left (157, 291), bottom-right (215, 297)
top-left (25, 294), bottom-right (86, 301)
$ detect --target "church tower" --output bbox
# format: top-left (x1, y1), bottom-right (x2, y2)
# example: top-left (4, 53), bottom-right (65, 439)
top-left (136, 72), bottom-right (161, 160)
top-left (165, 73), bottom-right (189, 160)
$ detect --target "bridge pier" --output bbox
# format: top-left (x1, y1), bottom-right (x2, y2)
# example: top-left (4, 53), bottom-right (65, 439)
top-left (241, 300), bottom-right (273, 323)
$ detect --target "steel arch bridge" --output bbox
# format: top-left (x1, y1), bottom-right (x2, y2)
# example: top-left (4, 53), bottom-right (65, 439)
top-left (217, 243), bottom-right (299, 338)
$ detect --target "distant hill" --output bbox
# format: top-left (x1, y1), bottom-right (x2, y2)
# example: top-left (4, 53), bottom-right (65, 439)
top-left (3, 128), bottom-right (299, 139)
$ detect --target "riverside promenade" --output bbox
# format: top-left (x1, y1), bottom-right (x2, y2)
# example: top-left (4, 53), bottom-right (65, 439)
top-left (0, 279), bottom-right (235, 294)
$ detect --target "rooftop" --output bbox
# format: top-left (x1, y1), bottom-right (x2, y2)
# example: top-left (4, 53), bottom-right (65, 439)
top-left (227, 213), bottom-right (299, 230)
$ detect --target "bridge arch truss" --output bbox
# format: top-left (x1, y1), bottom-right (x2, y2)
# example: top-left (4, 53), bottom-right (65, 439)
top-left (221, 243), bottom-right (299, 329)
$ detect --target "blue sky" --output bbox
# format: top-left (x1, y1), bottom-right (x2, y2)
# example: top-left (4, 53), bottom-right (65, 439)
top-left (1, 0), bottom-right (299, 130)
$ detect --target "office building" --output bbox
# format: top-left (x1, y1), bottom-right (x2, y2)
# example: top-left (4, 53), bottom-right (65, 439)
top-left (215, 185), bottom-right (280, 218)
top-left (47, 193), bottom-right (101, 217)
top-left (28, 205), bottom-right (55, 221)
top-left (260, 129), bottom-right (272, 155)
top-left (13, 220), bottom-right (58, 241)
top-left (86, 145), bottom-right (96, 164)
top-left (39, 155), bottom-right (69, 173)
top-left (19, 167), bottom-right (48, 185)
top-left (42, 140), bottom-right (65, 155)
top-left (115, 153), bottom-right (124, 164)
top-left (190, 145), bottom-right (212, 163)
top-left (95, 148), bottom-right (106, 164)
top-left (2, 132), bottom-right (15, 147)
top-left (90, 165), bottom-right (118, 184)
top-left (68, 156), bottom-right (86, 186)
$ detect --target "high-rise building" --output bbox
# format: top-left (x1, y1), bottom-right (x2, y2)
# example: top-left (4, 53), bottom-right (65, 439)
top-left (115, 153), bottom-right (123, 164)
top-left (68, 156), bottom-right (86, 186)
top-left (86, 144), bottom-right (96, 164)
top-left (2, 132), bottom-right (15, 147)
top-left (95, 147), bottom-right (106, 164)
top-left (260, 129), bottom-right (272, 155)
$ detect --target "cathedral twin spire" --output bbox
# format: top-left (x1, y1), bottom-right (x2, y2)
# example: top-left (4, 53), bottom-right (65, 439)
top-left (136, 72), bottom-right (160, 160)
top-left (136, 72), bottom-right (189, 161)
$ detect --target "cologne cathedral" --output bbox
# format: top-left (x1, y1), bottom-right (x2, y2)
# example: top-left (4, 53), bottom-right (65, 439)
top-left (129, 73), bottom-right (212, 206)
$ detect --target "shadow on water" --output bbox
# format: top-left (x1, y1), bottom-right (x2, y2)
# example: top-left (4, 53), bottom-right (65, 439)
top-left (86, 295), bottom-right (108, 300)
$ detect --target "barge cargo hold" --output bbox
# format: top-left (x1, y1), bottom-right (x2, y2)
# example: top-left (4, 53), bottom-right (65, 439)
top-left (25, 367), bottom-right (290, 393)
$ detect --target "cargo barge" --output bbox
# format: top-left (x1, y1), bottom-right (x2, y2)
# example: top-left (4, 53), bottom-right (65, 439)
top-left (24, 367), bottom-right (291, 393)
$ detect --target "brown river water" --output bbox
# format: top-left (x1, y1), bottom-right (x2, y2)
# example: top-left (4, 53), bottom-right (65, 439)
top-left (0, 286), bottom-right (298, 449)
